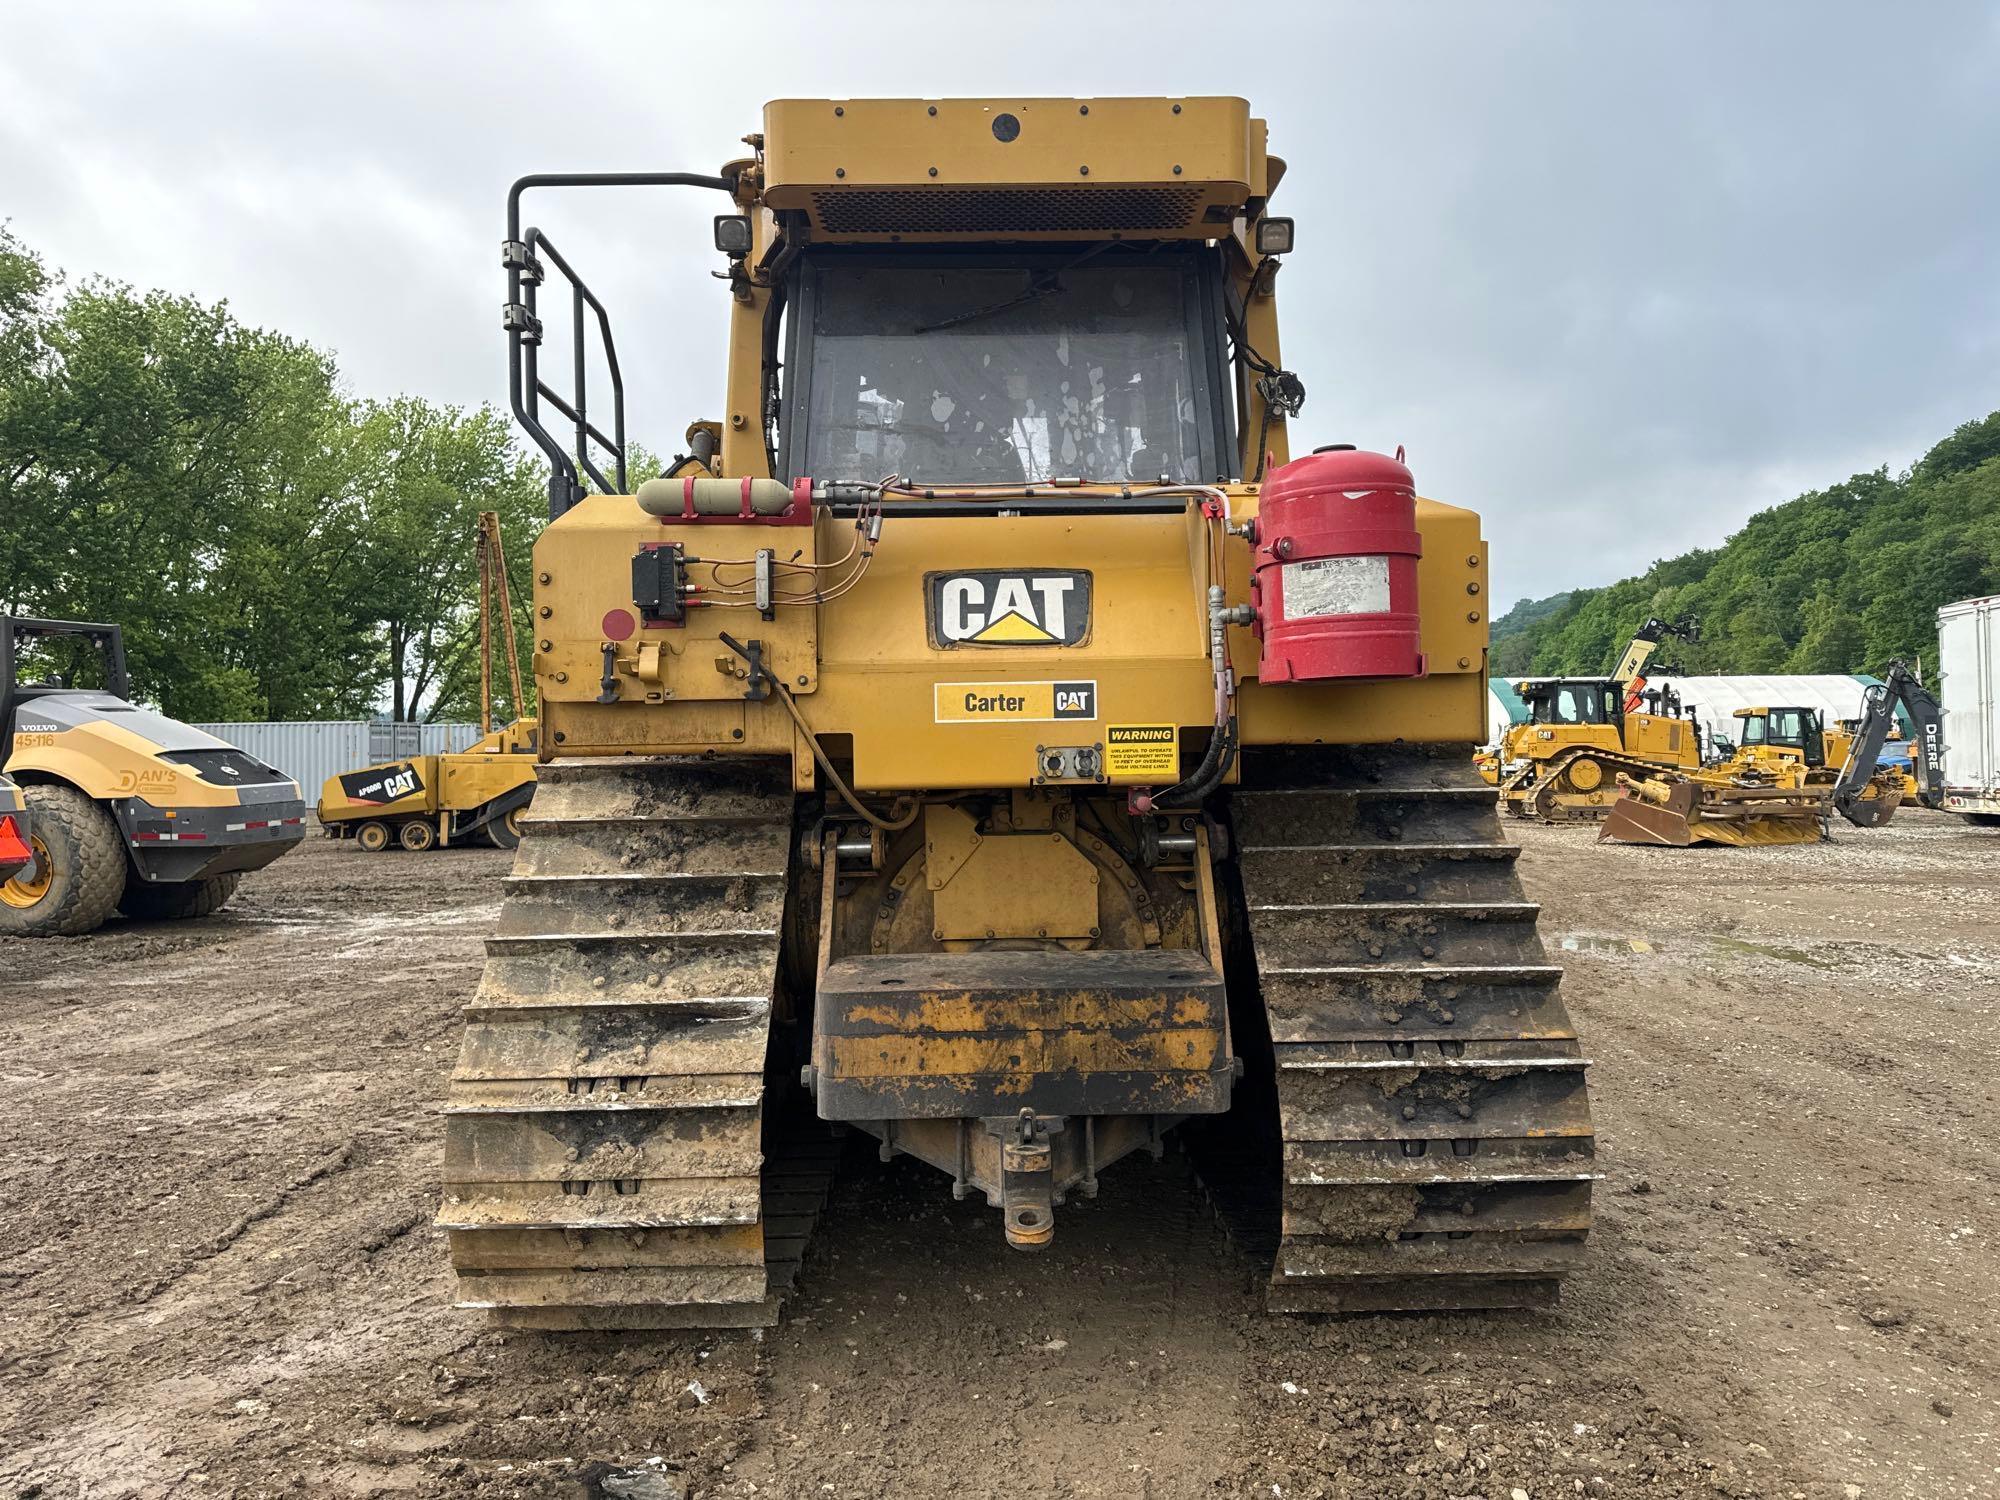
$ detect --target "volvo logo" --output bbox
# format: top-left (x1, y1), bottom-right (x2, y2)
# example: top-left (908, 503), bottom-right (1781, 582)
top-left (926, 570), bottom-right (1091, 648)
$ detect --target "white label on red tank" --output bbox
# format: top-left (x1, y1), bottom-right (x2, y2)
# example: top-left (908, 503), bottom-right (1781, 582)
top-left (1281, 555), bottom-right (1391, 620)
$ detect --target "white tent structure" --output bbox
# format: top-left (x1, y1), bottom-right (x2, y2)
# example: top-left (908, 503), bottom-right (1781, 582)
top-left (1484, 683), bottom-right (1523, 748)
top-left (1656, 675), bottom-right (1899, 751)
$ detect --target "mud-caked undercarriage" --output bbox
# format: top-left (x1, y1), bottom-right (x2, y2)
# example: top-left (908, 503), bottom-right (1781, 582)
top-left (443, 746), bottom-right (1593, 1326)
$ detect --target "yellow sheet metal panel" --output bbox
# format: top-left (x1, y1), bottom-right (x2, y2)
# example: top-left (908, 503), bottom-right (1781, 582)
top-left (438, 753), bottom-right (538, 814)
top-left (9, 719), bottom-right (250, 808)
top-left (1235, 672), bottom-right (1488, 748)
top-left (533, 494), bottom-right (820, 709)
top-left (813, 509), bottom-right (1208, 788)
top-left (533, 483), bottom-right (1493, 779)
top-left (762, 97), bottom-right (1254, 241)
top-left (928, 828), bottom-right (1100, 943)
top-left (1624, 713), bottom-right (1701, 767)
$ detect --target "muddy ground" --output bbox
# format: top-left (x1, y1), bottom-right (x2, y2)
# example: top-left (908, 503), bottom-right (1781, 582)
top-left (1, 813), bottom-right (1995, 1499)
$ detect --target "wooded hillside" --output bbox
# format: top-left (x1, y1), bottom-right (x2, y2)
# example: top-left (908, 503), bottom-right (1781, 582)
top-left (1490, 413), bottom-right (2000, 678)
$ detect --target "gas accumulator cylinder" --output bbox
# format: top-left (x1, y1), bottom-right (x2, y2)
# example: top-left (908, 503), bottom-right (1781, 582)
top-left (1249, 445), bottom-right (1425, 682)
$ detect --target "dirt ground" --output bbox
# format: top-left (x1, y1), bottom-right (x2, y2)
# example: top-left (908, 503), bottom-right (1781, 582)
top-left (2, 812), bottom-right (1996, 1500)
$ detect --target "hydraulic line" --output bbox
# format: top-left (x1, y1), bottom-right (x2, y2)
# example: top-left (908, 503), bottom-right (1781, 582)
top-left (771, 680), bottom-right (920, 833)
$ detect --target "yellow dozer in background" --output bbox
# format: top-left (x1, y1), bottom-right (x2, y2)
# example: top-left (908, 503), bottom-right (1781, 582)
top-left (1714, 704), bottom-right (1907, 822)
top-left (1598, 705), bottom-right (1844, 847)
top-left (1, 617), bottom-right (307, 936)
top-left (1601, 671), bottom-right (1943, 846)
top-left (1494, 673), bottom-right (1703, 820)
top-left (1488, 616), bottom-right (1702, 819)
top-left (437, 96), bottom-right (1595, 1330)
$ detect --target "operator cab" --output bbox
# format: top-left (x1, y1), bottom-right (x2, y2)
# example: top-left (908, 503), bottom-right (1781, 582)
top-left (1735, 706), bottom-right (1826, 764)
top-left (778, 246), bottom-right (1238, 487)
top-left (1519, 677), bottom-right (1618, 727)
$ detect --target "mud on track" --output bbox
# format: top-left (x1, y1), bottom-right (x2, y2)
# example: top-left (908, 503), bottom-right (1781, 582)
top-left (1, 817), bottom-right (1994, 1498)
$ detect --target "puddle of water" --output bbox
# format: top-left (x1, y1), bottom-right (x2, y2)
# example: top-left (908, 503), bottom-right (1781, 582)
top-left (1702, 935), bottom-right (1840, 970)
top-left (1560, 930), bottom-right (1855, 970)
top-left (1558, 935), bottom-right (1663, 955)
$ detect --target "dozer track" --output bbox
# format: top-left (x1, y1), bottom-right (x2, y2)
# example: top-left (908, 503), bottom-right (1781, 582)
top-left (1503, 747), bottom-right (1680, 822)
top-left (440, 757), bottom-right (834, 1329)
top-left (1225, 746), bottom-right (1596, 1313)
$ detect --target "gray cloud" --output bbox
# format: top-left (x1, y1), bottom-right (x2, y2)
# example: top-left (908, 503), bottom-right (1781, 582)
top-left (4, 0), bottom-right (1995, 608)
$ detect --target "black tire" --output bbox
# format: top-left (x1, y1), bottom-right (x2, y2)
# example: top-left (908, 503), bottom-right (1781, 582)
top-left (399, 819), bottom-right (437, 852)
top-left (0, 783), bottom-right (127, 937)
top-left (482, 806), bottom-right (525, 850)
top-left (355, 820), bottom-right (392, 853)
top-left (117, 872), bottom-right (244, 922)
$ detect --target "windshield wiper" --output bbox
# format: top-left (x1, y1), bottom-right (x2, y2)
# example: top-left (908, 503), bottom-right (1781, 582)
top-left (912, 241), bottom-right (1122, 335)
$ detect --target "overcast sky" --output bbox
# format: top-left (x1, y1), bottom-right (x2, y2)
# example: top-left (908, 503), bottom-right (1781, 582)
top-left (4, 1), bottom-right (1996, 610)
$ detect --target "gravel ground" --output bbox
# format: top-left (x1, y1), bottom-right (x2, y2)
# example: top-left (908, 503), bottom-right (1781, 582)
top-left (1, 812), bottom-right (1994, 1499)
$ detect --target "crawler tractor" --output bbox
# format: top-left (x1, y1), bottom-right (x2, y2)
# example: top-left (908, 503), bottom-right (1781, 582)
top-left (1722, 704), bottom-right (1912, 821)
top-left (441, 98), bottom-right (1596, 1329)
top-left (1493, 618), bottom-right (1702, 820)
top-left (1601, 678), bottom-right (1940, 847)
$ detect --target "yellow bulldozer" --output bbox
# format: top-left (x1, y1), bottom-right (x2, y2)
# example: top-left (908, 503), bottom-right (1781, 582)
top-left (1489, 617), bottom-right (1702, 819)
top-left (1, 617), bottom-right (307, 935)
top-left (1708, 703), bottom-right (1909, 824)
top-left (437, 96), bottom-right (1596, 1329)
top-left (1602, 668), bottom-right (1943, 846)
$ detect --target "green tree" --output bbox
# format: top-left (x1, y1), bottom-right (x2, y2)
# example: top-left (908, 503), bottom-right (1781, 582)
top-left (356, 398), bottom-right (546, 722)
top-left (0, 228), bottom-right (551, 723)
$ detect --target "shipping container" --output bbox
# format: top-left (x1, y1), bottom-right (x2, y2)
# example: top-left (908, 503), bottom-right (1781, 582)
top-left (1937, 595), bottom-right (2000, 821)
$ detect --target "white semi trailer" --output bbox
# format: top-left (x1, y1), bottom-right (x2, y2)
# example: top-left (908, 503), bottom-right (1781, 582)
top-left (1938, 595), bottom-right (2000, 824)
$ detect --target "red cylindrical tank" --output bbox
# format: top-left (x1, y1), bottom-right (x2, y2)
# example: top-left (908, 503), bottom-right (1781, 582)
top-left (1250, 446), bottom-right (1426, 682)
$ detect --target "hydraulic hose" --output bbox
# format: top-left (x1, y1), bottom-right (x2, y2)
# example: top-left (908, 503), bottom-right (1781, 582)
top-left (771, 681), bottom-right (920, 833)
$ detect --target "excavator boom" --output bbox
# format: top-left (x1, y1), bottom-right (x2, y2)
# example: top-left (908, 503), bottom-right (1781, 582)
top-left (1832, 662), bottom-right (1945, 824)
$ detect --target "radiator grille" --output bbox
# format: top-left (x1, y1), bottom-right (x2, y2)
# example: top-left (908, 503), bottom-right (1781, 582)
top-left (811, 185), bottom-right (1208, 235)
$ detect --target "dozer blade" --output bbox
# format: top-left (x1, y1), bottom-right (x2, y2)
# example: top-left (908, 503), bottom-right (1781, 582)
top-left (1598, 786), bottom-right (1699, 846)
top-left (1600, 776), bottom-right (1826, 848)
top-left (1680, 813), bottom-right (1826, 847)
top-left (1221, 746), bottom-right (1596, 1315)
top-left (439, 757), bottom-right (835, 1330)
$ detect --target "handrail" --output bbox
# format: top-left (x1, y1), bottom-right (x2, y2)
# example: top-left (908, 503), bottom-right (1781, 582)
top-left (503, 172), bottom-right (738, 518)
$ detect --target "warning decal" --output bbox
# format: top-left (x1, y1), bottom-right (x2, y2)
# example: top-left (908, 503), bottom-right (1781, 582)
top-left (1105, 724), bottom-right (1179, 779)
top-left (934, 680), bottom-right (1098, 724)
